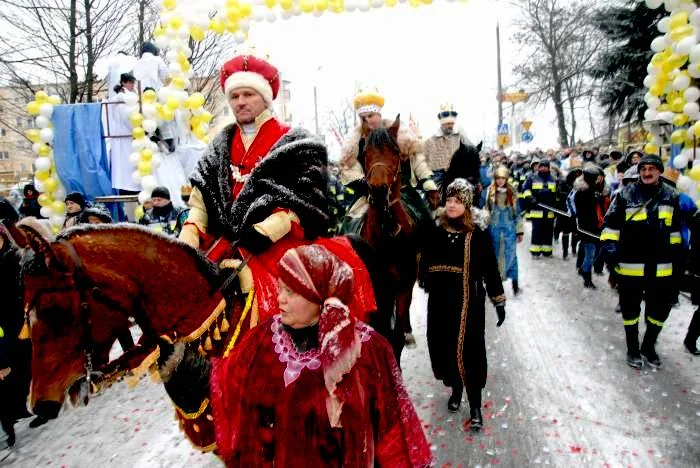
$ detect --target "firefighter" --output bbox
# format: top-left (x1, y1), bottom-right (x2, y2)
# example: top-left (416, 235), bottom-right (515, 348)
top-left (521, 160), bottom-right (558, 257)
top-left (601, 155), bottom-right (682, 369)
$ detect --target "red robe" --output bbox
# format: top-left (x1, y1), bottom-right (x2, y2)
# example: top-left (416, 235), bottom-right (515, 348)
top-left (210, 316), bottom-right (432, 467)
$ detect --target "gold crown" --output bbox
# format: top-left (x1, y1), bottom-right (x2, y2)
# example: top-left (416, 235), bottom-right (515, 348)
top-left (353, 89), bottom-right (385, 112)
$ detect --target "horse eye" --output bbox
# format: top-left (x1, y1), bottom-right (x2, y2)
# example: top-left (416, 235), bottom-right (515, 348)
top-left (38, 306), bottom-right (75, 330)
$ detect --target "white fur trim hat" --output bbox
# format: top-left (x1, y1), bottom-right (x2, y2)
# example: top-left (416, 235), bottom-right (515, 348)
top-left (220, 55), bottom-right (280, 107)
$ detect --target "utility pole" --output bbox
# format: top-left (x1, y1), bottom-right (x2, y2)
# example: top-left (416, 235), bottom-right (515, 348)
top-left (313, 85), bottom-right (320, 136)
top-left (496, 22), bottom-right (504, 149)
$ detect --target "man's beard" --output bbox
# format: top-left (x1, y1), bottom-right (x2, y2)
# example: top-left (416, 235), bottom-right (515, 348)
top-left (442, 127), bottom-right (453, 135)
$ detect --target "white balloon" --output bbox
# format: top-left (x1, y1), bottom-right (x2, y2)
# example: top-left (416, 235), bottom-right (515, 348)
top-left (158, 86), bottom-right (173, 104)
top-left (132, 171), bottom-right (142, 184)
top-left (138, 190), bottom-right (151, 205)
top-left (39, 103), bottom-right (53, 118)
top-left (53, 185), bottom-right (66, 201)
top-left (659, 111), bottom-right (676, 123)
top-left (674, 154), bottom-right (690, 169)
top-left (647, 64), bottom-right (661, 75)
top-left (141, 175), bottom-right (158, 192)
top-left (690, 44), bottom-right (700, 62)
top-left (266, 10), bottom-right (277, 22)
top-left (371, 0), bottom-right (383, 7)
top-left (124, 92), bottom-right (139, 107)
top-left (685, 86), bottom-right (700, 102)
top-left (645, 0), bottom-right (663, 8)
top-left (35, 157), bottom-right (51, 172)
top-left (658, 17), bottom-right (671, 33)
top-left (151, 153), bottom-right (162, 169)
top-left (35, 116), bottom-right (50, 129)
top-left (34, 179), bottom-right (46, 192)
top-left (643, 75), bottom-right (655, 88)
top-left (251, 6), bottom-right (266, 21)
top-left (648, 96), bottom-right (661, 109)
top-left (129, 152), bottom-right (141, 165)
top-left (131, 138), bottom-right (148, 151)
top-left (690, 63), bottom-right (700, 78)
top-left (692, 7), bottom-right (700, 26)
top-left (681, 2), bottom-right (696, 14)
top-left (155, 36), bottom-right (169, 50)
top-left (651, 35), bottom-right (668, 52)
top-left (39, 127), bottom-right (54, 144)
top-left (40, 206), bottom-right (52, 218)
top-left (684, 101), bottom-right (699, 116)
top-left (358, 1), bottom-right (370, 11)
top-left (49, 215), bottom-right (65, 226)
top-left (676, 35), bottom-right (697, 55)
top-left (32, 143), bottom-right (42, 154)
top-left (143, 119), bottom-right (158, 133)
top-left (168, 61), bottom-right (182, 74)
top-left (124, 105), bottom-right (140, 116)
top-left (674, 74), bottom-right (691, 90)
top-left (234, 31), bottom-right (247, 43)
top-left (678, 174), bottom-right (694, 194)
top-left (645, 109), bottom-right (659, 121)
top-left (665, 0), bottom-right (680, 12)
top-left (142, 103), bottom-right (158, 119)
top-left (166, 49), bottom-right (178, 62)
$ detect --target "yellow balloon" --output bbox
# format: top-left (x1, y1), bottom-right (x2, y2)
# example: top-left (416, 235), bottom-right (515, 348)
top-left (153, 24), bottom-right (166, 38)
top-left (227, 9), bottom-right (240, 23)
top-left (409, 0), bottom-right (420, 8)
top-left (26, 101), bottom-right (41, 116)
top-left (140, 148), bottom-right (153, 160)
top-left (671, 129), bottom-right (688, 144)
top-left (650, 83), bottom-right (665, 97)
top-left (210, 18), bottom-right (226, 34)
top-left (48, 95), bottom-right (61, 105)
top-left (143, 89), bottom-right (158, 104)
top-left (670, 25), bottom-right (694, 42)
top-left (239, 3), bottom-right (252, 16)
top-left (44, 177), bottom-right (58, 193)
top-left (300, 0), bottom-right (314, 11)
top-left (132, 127), bottom-right (146, 140)
top-left (693, 121), bottom-right (700, 137)
top-left (134, 205), bottom-right (145, 221)
top-left (657, 103), bottom-right (670, 112)
top-left (689, 165), bottom-right (700, 182)
top-left (187, 93), bottom-right (205, 110)
top-left (200, 111), bottom-right (213, 123)
top-left (316, 0), bottom-right (329, 11)
top-left (162, 108), bottom-right (176, 121)
top-left (163, 0), bottom-right (177, 10)
top-left (37, 144), bottom-right (52, 157)
top-left (189, 26), bottom-right (205, 42)
top-left (264, 0), bottom-right (277, 7)
top-left (171, 76), bottom-right (186, 89)
top-left (35, 170), bottom-right (50, 181)
top-left (26, 129), bottom-right (41, 143)
top-left (674, 113), bottom-right (689, 126)
top-left (669, 11), bottom-right (689, 30)
top-left (129, 112), bottom-right (144, 127)
top-left (169, 16), bottom-right (184, 30)
top-left (37, 193), bottom-right (52, 207)
top-left (51, 201), bottom-right (66, 214)
top-left (225, 0), bottom-right (238, 7)
top-left (166, 95), bottom-right (181, 110)
top-left (385, 0), bottom-right (397, 6)
top-left (35, 91), bottom-right (48, 103)
top-left (138, 160), bottom-right (152, 176)
top-left (644, 143), bottom-right (659, 154)
top-left (671, 97), bottom-right (686, 113)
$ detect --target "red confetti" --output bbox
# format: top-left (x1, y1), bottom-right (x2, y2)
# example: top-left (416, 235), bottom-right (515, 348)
top-left (490, 459), bottom-right (500, 465)
top-left (552, 418), bottom-right (558, 424)
top-left (511, 449), bottom-right (520, 456)
top-left (570, 445), bottom-right (583, 454)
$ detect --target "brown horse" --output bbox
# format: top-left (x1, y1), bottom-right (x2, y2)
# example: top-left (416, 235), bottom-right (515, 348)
top-left (6, 220), bottom-right (250, 421)
top-left (360, 115), bottom-right (421, 362)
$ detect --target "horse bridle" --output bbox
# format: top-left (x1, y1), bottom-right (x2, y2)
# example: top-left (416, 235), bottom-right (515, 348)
top-left (366, 159), bottom-right (401, 207)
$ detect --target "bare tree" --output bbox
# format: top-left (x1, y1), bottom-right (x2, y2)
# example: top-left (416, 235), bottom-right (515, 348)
top-left (326, 100), bottom-right (356, 146)
top-left (512, 0), bottom-right (600, 148)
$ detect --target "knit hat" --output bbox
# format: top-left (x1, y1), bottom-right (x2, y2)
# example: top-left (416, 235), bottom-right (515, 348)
top-left (353, 89), bottom-right (384, 116)
top-left (79, 205), bottom-right (113, 224)
top-left (438, 103), bottom-right (457, 124)
top-left (220, 55), bottom-right (280, 107)
top-left (65, 192), bottom-right (86, 209)
top-left (538, 159), bottom-right (551, 168)
top-left (150, 186), bottom-right (170, 200)
top-left (637, 154), bottom-right (664, 173)
top-left (446, 178), bottom-right (474, 208)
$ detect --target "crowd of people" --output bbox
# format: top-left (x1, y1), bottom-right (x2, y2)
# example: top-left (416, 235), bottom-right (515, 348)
top-left (0, 51), bottom-right (698, 466)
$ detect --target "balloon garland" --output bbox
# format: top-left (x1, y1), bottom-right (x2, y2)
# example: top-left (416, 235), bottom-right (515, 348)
top-left (25, 91), bottom-right (66, 233)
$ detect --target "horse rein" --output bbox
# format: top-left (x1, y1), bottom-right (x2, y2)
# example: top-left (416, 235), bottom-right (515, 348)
top-left (366, 160), bottom-right (401, 208)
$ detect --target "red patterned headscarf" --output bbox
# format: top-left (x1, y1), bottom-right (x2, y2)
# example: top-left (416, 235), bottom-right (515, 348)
top-left (278, 244), bottom-right (361, 428)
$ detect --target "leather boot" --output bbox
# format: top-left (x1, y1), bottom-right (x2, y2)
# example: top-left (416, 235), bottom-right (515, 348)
top-left (583, 271), bottom-right (597, 289)
top-left (684, 306), bottom-right (700, 355)
top-left (641, 322), bottom-right (663, 368)
top-left (469, 408), bottom-right (483, 431)
top-left (447, 385), bottom-right (462, 413)
top-left (512, 279), bottom-right (520, 296)
top-left (624, 323), bottom-right (643, 369)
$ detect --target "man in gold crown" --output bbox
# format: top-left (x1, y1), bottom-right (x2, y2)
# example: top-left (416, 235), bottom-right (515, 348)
top-left (423, 103), bottom-right (472, 189)
top-left (339, 89), bottom-right (439, 347)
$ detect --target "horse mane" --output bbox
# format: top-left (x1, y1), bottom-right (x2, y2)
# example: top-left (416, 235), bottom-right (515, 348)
top-left (366, 127), bottom-right (400, 156)
top-left (57, 223), bottom-right (222, 287)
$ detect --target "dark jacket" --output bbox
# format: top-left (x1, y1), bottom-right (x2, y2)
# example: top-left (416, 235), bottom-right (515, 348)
top-left (522, 172), bottom-right (558, 220)
top-left (139, 202), bottom-right (182, 236)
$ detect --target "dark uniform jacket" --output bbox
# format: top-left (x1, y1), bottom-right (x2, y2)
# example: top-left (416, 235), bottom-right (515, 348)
top-left (521, 173), bottom-right (558, 220)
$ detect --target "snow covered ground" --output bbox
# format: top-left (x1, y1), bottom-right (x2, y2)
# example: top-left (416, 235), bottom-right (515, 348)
top-left (3, 234), bottom-right (699, 467)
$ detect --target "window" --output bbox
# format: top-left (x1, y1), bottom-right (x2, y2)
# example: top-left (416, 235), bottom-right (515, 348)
top-left (27, 118), bottom-right (35, 128)
top-left (0, 151), bottom-right (9, 161)
top-left (0, 128), bottom-right (5, 136)
top-left (15, 117), bottom-right (22, 127)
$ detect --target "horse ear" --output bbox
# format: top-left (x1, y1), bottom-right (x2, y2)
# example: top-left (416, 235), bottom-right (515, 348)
top-left (389, 114), bottom-right (400, 138)
top-left (15, 221), bottom-right (61, 269)
top-left (476, 141), bottom-right (483, 152)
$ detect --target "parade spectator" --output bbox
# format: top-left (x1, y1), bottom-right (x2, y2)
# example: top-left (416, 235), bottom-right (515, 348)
top-left (79, 205), bottom-right (113, 224)
top-left (421, 178), bottom-right (506, 430)
top-left (138, 186), bottom-right (182, 236)
top-left (485, 166), bottom-right (523, 295)
top-left (156, 244), bottom-right (432, 466)
top-left (423, 103), bottom-right (471, 189)
top-left (19, 183), bottom-right (42, 219)
top-left (0, 198), bottom-right (18, 224)
top-left (62, 191), bottom-right (86, 230)
top-left (574, 165), bottom-right (607, 289)
top-left (560, 165), bottom-right (583, 261)
top-left (602, 155), bottom-right (682, 369)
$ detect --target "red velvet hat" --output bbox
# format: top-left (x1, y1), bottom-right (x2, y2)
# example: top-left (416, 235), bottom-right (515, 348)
top-left (219, 55), bottom-right (280, 107)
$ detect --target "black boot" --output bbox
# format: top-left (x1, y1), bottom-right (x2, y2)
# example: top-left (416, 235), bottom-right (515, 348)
top-left (641, 323), bottom-right (663, 368)
top-left (0, 418), bottom-right (14, 448)
top-left (562, 234), bottom-right (570, 259)
top-left (624, 323), bottom-right (643, 369)
top-left (512, 279), bottom-right (520, 296)
top-left (447, 385), bottom-right (462, 413)
top-left (582, 271), bottom-right (597, 289)
top-left (28, 416), bottom-right (48, 429)
top-left (614, 303), bottom-right (622, 314)
top-left (469, 408), bottom-right (483, 431)
top-left (684, 307), bottom-right (700, 355)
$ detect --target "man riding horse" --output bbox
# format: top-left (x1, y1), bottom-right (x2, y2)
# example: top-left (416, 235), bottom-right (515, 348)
top-left (339, 89), bottom-right (440, 347)
top-left (179, 54), bottom-right (374, 324)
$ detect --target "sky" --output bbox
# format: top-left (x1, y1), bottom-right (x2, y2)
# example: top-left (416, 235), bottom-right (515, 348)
top-left (233, 0), bottom-right (601, 157)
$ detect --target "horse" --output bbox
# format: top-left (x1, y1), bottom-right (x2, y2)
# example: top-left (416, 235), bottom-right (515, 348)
top-left (357, 115), bottom-right (425, 362)
top-left (442, 140), bottom-right (484, 203)
top-left (4, 219), bottom-right (391, 426)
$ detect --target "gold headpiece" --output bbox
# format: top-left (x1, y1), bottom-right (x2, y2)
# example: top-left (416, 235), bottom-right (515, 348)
top-left (353, 89), bottom-right (384, 115)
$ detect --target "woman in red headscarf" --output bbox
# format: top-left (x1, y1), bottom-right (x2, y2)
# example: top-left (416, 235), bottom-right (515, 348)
top-left (158, 244), bottom-right (431, 467)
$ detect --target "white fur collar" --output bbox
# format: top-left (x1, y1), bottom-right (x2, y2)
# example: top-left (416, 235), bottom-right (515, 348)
top-left (340, 119), bottom-right (421, 170)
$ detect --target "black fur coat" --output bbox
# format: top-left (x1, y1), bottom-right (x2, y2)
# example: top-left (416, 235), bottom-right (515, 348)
top-left (190, 125), bottom-right (330, 241)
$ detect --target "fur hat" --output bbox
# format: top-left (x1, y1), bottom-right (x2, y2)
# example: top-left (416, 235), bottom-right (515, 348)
top-left (151, 186), bottom-right (171, 200)
top-left (220, 55), bottom-right (280, 107)
top-left (446, 178), bottom-right (474, 207)
top-left (353, 89), bottom-right (384, 116)
top-left (65, 192), bottom-right (86, 209)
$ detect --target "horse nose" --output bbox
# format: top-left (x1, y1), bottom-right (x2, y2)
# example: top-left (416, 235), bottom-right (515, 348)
top-left (33, 400), bottom-right (61, 420)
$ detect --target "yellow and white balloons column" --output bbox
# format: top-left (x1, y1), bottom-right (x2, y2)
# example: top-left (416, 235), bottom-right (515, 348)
top-left (25, 90), bottom-right (65, 233)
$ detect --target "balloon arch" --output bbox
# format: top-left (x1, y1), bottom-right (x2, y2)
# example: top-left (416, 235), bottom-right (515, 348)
top-left (23, 0), bottom-right (457, 232)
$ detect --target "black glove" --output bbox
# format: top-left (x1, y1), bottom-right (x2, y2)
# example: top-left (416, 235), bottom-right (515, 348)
top-left (238, 226), bottom-right (273, 255)
top-left (496, 305), bottom-right (506, 327)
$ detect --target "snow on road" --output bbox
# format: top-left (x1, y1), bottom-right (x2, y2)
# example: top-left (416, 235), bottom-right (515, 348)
top-left (4, 235), bottom-right (699, 467)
